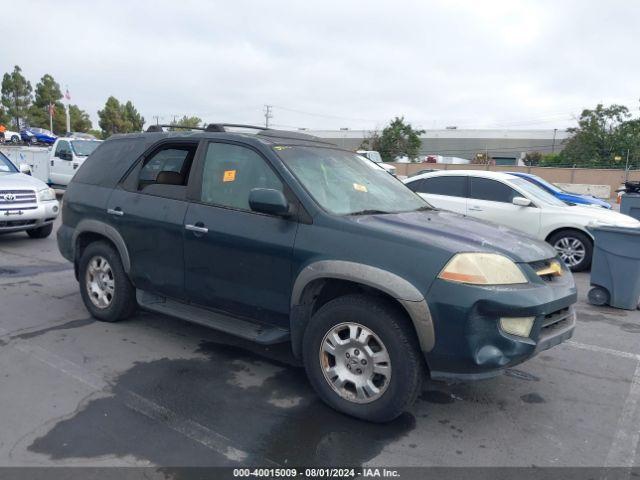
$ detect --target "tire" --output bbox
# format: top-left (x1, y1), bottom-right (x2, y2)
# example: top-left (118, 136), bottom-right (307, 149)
top-left (26, 224), bottom-right (53, 239)
top-left (548, 230), bottom-right (593, 272)
top-left (588, 286), bottom-right (609, 306)
top-left (10, 135), bottom-right (19, 144)
top-left (78, 241), bottom-right (137, 322)
top-left (303, 294), bottom-right (424, 422)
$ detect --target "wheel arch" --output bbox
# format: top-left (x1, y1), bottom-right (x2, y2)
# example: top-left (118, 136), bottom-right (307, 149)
top-left (73, 220), bottom-right (131, 277)
top-left (290, 260), bottom-right (434, 359)
top-left (544, 226), bottom-right (594, 244)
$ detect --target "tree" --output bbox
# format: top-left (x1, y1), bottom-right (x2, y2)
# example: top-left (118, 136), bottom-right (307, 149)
top-left (28, 74), bottom-right (66, 133)
top-left (1, 65), bottom-right (32, 128)
top-left (523, 151), bottom-right (542, 166)
top-left (560, 104), bottom-right (634, 167)
top-left (0, 105), bottom-right (10, 127)
top-left (360, 117), bottom-right (424, 162)
top-left (69, 105), bottom-right (92, 132)
top-left (122, 101), bottom-right (144, 132)
top-left (97, 97), bottom-right (144, 136)
top-left (169, 115), bottom-right (202, 130)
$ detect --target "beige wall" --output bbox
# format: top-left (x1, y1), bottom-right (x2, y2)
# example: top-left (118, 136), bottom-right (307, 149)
top-left (391, 163), bottom-right (640, 199)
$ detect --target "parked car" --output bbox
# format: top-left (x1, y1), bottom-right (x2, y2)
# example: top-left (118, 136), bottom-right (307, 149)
top-left (20, 127), bottom-right (57, 145)
top-left (356, 150), bottom-right (396, 176)
top-left (58, 125), bottom-right (576, 422)
top-left (1, 129), bottom-right (22, 144)
top-left (0, 151), bottom-right (59, 238)
top-left (404, 170), bottom-right (640, 272)
top-left (507, 172), bottom-right (612, 209)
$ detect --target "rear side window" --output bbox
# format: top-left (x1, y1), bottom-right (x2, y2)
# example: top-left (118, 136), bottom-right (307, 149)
top-left (200, 142), bottom-right (283, 211)
top-left (411, 176), bottom-right (467, 198)
top-left (470, 177), bottom-right (519, 203)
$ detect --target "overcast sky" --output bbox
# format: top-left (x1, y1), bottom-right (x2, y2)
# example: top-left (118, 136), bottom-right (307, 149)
top-left (3, 0), bottom-right (639, 132)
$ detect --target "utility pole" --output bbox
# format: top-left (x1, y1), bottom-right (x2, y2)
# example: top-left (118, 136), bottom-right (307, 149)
top-left (552, 128), bottom-right (557, 153)
top-left (153, 115), bottom-right (161, 125)
top-left (625, 148), bottom-right (630, 182)
top-left (264, 105), bottom-right (273, 128)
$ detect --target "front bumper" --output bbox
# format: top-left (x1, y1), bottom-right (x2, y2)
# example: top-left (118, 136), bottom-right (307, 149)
top-left (424, 269), bottom-right (577, 381)
top-left (0, 200), bottom-right (59, 232)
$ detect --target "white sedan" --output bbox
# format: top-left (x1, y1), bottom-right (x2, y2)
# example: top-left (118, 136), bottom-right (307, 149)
top-left (1, 129), bottom-right (21, 144)
top-left (404, 170), bottom-right (640, 271)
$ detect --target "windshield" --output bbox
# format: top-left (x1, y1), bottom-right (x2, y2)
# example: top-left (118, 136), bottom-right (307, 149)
top-left (276, 146), bottom-right (429, 215)
top-left (71, 140), bottom-right (100, 156)
top-left (510, 178), bottom-right (567, 207)
top-left (0, 152), bottom-right (18, 174)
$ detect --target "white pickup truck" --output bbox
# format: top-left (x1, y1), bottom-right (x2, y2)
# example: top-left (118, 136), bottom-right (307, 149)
top-left (0, 136), bottom-right (102, 188)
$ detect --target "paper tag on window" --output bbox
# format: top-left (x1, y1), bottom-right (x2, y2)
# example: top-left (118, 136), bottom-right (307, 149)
top-left (353, 183), bottom-right (368, 193)
top-left (223, 170), bottom-right (236, 182)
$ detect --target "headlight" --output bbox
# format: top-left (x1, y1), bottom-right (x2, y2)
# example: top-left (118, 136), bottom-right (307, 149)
top-left (438, 253), bottom-right (528, 285)
top-left (37, 188), bottom-right (56, 202)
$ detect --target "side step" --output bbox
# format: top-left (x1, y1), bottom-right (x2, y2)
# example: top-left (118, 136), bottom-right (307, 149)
top-left (136, 290), bottom-right (290, 345)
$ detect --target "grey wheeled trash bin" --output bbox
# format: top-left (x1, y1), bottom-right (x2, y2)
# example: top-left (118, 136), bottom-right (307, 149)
top-left (620, 181), bottom-right (640, 221)
top-left (587, 225), bottom-right (640, 310)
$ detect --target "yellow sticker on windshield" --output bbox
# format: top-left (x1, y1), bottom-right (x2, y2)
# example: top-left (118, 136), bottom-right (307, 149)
top-left (353, 183), bottom-right (368, 193)
top-left (223, 170), bottom-right (236, 182)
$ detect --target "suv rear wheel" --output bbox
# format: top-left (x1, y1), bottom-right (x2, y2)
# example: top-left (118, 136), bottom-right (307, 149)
top-left (79, 241), bottom-right (136, 322)
top-left (303, 294), bottom-right (423, 422)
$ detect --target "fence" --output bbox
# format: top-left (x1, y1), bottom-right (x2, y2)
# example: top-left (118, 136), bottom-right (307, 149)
top-left (391, 163), bottom-right (640, 199)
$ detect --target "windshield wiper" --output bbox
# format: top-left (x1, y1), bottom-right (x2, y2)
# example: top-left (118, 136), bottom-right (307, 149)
top-left (412, 205), bottom-right (434, 212)
top-left (349, 209), bottom-right (392, 216)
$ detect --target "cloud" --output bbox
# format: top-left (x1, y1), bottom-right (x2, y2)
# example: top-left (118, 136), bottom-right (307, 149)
top-left (2, 0), bottom-right (638, 130)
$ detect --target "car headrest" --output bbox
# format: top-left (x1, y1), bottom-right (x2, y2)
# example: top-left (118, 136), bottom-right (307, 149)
top-left (156, 171), bottom-right (184, 185)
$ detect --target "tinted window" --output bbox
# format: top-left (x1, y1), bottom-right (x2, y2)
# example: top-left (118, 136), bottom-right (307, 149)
top-left (200, 143), bottom-right (283, 211)
top-left (138, 146), bottom-right (195, 191)
top-left (55, 140), bottom-right (71, 158)
top-left (412, 176), bottom-right (467, 197)
top-left (73, 137), bottom-right (151, 187)
top-left (470, 177), bottom-right (518, 203)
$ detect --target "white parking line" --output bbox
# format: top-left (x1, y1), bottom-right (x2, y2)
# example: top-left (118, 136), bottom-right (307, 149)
top-left (567, 340), bottom-right (640, 361)
top-left (604, 361), bottom-right (640, 468)
top-left (9, 341), bottom-right (255, 464)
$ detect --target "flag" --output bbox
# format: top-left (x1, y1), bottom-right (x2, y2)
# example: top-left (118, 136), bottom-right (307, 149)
top-left (48, 103), bottom-right (55, 115)
top-left (65, 88), bottom-right (71, 101)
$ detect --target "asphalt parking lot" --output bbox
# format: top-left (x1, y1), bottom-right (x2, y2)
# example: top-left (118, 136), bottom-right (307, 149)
top-left (0, 217), bottom-right (639, 469)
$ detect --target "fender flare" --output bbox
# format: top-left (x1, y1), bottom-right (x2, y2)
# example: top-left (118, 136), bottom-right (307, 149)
top-left (72, 219), bottom-right (132, 273)
top-left (290, 260), bottom-right (435, 356)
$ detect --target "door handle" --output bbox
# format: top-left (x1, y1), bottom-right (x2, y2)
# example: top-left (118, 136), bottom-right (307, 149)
top-left (185, 223), bottom-right (209, 234)
top-left (107, 208), bottom-right (124, 216)
top-left (468, 206), bottom-right (483, 212)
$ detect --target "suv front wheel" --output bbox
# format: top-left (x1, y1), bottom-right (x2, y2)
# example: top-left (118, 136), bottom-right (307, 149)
top-left (79, 241), bottom-right (137, 322)
top-left (303, 294), bottom-right (424, 422)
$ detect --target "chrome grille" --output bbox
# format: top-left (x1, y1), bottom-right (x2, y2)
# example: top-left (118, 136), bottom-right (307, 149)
top-left (0, 189), bottom-right (37, 210)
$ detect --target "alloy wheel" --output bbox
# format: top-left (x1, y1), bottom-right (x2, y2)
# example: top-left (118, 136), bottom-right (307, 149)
top-left (319, 322), bottom-right (391, 404)
top-left (553, 236), bottom-right (586, 268)
top-left (85, 256), bottom-right (115, 309)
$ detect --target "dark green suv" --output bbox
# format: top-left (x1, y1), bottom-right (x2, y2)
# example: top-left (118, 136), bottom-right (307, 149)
top-left (57, 125), bottom-right (576, 422)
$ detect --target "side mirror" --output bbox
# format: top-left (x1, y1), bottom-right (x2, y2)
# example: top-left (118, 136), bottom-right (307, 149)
top-left (512, 196), bottom-right (532, 207)
top-left (19, 164), bottom-right (32, 176)
top-left (249, 188), bottom-right (290, 216)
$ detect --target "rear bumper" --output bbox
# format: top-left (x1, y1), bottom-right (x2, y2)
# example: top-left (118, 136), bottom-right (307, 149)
top-left (424, 273), bottom-right (577, 381)
top-left (0, 200), bottom-right (59, 232)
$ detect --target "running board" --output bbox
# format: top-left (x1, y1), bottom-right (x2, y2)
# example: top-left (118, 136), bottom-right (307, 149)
top-left (136, 290), bottom-right (290, 345)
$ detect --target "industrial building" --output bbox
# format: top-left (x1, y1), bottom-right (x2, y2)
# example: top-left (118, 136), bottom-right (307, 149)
top-left (304, 128), bottom-right (571, 165)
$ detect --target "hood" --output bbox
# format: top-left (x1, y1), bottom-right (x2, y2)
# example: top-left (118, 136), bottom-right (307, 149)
top-left (562, 192), bottom-right (611, 208)
top-left (0, 172), bottom-right (50, 190)
top-left (353, 209), bottom-right (557, 263)
top-left (568, 204), bottom-right (640, 227)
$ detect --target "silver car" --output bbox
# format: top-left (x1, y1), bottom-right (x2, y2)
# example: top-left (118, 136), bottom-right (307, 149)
top-left (0, 151), bottom-right (59, 238)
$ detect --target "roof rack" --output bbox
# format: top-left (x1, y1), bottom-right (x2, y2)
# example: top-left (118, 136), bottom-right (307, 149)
top-left (143, 123), bottom-right (333, 144)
